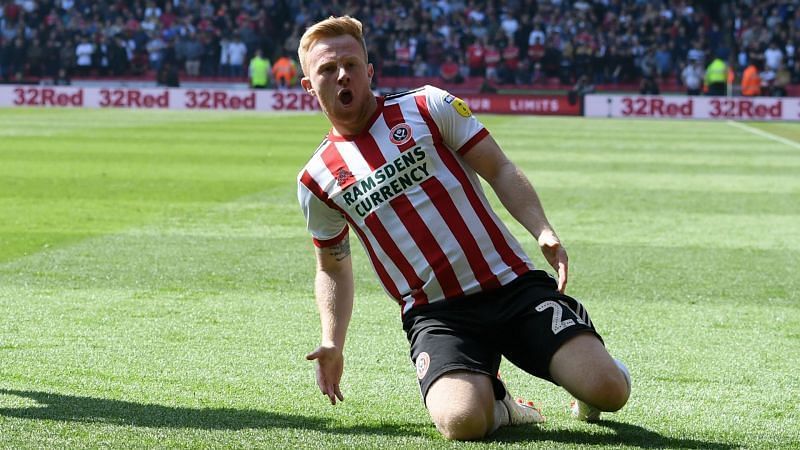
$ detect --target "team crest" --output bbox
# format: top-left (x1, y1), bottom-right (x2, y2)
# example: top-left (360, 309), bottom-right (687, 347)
top-left (336, 168), bottom-right (354, 187)
top-left (416, 352), bottom-right (430, 380)
top-left (389, 123), bottom-right (412, 145)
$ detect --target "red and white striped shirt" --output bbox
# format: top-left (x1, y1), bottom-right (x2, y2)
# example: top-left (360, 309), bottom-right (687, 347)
top-left (298, 85), bottom-right (534, 314)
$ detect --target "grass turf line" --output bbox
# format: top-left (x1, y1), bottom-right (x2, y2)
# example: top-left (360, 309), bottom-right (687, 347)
top-left (1, 109), bottom-right (799, 449)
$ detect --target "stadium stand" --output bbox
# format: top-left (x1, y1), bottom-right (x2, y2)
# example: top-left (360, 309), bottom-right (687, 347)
top-left (0, 0), bottom-right (798, 95)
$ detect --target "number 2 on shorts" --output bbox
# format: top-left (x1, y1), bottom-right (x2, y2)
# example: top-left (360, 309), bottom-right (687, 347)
top-left (536, 300), bottom-right (586, 334)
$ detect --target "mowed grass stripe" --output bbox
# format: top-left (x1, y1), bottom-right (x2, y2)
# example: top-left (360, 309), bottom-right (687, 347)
top-left (511, 150), bottom-right (800, 170)
top-left (540, 187), bottom-right (797, 215)
top-left (490, 116), bottom-right (800, 156)
top-left (0, 110), bottom-right (324, 261)
top-left (513, 169), bottom-right (798, 193)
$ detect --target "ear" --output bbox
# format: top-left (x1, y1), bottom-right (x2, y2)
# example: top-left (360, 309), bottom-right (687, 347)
top-left (367, 63), bottom-right (374, 82)
top-left (301, 77), bottom-right (314, 96)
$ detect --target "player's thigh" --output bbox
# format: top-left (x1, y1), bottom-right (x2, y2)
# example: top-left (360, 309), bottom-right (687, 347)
top-left (500, 287), bottom-right (601, 382)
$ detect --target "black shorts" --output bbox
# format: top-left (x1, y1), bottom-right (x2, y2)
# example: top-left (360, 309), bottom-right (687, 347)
top-left (402, 270), bottom-right (602, 402)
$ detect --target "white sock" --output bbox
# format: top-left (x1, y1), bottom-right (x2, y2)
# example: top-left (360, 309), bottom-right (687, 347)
top-left (489, 399), bottom-right (510, 434)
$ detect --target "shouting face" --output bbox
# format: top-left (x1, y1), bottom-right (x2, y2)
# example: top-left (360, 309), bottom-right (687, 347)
top-left (301, 34), bottom-right (375, 136)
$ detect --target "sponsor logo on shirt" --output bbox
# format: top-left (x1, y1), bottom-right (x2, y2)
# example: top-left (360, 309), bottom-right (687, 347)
top-left (340, 146), bottom-right (432, 218)
top-left (444, 94), bottom-right (472, 117)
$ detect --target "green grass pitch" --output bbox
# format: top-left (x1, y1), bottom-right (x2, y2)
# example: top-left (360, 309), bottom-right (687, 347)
top-left (1, 107), bottom-right (799, 449)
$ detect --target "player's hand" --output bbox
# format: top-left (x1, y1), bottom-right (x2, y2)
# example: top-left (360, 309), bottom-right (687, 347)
top-left (306, 344), bottom-right (344, 405)
top-left (538, 229), bottom-right (568, 293)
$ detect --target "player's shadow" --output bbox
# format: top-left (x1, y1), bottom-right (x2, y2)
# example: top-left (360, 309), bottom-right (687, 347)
top-left (0, 389), bottom-right (430, 437)
top-left (493, 420), bottom-right (735, 449)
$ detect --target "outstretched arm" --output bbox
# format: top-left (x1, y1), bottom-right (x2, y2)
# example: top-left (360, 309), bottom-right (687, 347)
top-left (462, 135), bottom-right (569, 293)
top-left (306, 236), bottom-right (354, 405)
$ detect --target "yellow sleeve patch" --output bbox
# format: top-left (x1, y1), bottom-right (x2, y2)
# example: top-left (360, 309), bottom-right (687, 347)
top-left (451, 97), bottom-right (472, 117)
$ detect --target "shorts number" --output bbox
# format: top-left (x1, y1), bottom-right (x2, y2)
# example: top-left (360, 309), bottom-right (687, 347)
top-left (536, 300), bottom-right (586, 334)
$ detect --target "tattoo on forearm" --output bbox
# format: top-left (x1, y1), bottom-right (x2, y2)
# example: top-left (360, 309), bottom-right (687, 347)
top-left (327, 237), bottom-right (351, 261)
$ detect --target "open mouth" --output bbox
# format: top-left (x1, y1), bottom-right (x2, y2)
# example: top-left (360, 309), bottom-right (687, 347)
top-left (338, 90), bottom-right (353, 106)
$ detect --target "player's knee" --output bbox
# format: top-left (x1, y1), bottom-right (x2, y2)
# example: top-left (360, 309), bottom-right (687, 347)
top-left (431, 406), bottom-right (490, 441)
top-left (588, 369), bottom-right (630, 412)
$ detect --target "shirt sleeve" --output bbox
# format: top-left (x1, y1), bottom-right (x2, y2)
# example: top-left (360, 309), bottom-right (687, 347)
top-left (423, 85), bottom-right (490, 155)
top-left (297, 178), bottom-right (349, 248)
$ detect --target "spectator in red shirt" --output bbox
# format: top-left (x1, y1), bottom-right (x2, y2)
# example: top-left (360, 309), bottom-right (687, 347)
top-left (466, 37), bottom-right (485, 77)
top-left (501, 38), bottom-right (520, 84)
top-left (439, 53), bottom-right (462, 83)
top-left (160, 2), bottom-right (177, 29)
top-left (483, 38), bottom-right (501, 83)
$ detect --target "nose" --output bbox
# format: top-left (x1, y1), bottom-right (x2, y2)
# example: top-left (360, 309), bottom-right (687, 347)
top-left (337, 65), bottom-right (349, 85)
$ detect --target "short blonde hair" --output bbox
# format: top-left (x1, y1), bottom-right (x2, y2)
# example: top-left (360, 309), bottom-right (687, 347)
top-left (298, 16), bottom-right (368, 76)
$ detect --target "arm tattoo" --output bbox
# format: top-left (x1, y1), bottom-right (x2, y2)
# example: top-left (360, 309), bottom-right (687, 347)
top-left (327, 237), bottom-right (351, 262)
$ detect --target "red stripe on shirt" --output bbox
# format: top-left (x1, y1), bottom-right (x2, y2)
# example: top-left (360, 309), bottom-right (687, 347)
top-left (364, 214), bottom-right (428, 306)
top-left (300, 170), bottom-right (337, 209)
top-left (420, 178), bottom-right (501, 291)
top-left (300, 170), bottom-right (404, 303)
top-left (354, 132), bottom-right (388, 169)
top-left (414, 95), bottom-right (529, 277)
top-left (383, 103), bottom-right (417, 152)
top-left (390, 194), bottom-right (464, 299)
top-left (355, 134), bottom-right (454, 297)
top-left (348, 218), bottom-right (403, 303)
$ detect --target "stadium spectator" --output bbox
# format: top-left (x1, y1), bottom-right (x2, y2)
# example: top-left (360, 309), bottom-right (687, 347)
top-left (500, 37), bottom-right (521, 84)
top-left (26, 37), bottom-right (43, 77)
top-left (146, 32), bottom-right (165, 71)
top-left (108, 36), bottom-right (129, 76)
top-left (465, 36), bottom-right (485, 77)
top-left (297, 15), bottom-right (630, 442)
top-left (227, 35), bottom-right (248, 78)
top-left (639, 74), bottom-right (660, 95)
top-left (75, 36), bottom-right (94, 76)
top-left (568, 74), bottom-right (595, 106)
top-left (156, 60), bottom-right (179, 87)
top-left (764, 41), bottom-right (783, 71)
top-left (772, 62), bottom-right (790, 97)
top-left (424, 32), bottom-right (446, 78)
top-left (185, 32), bottom-right (204, 77)
top-left (439, 53), bottom-right (462, 83)
top-left (54, 67), bottom-right (70, 85)
top-left (483, 37), bottom-right (501, 83)
top-left (218, 35), bottom-right (231, 77)
top-left (271, 53), bottom-right (297, 88)
top-left (248, 48), bottom-right (270, 88)
top-left (705, 53), bottom-right (728, 96)
top-left (741, 61), bottom-right (762, 96)
top-left (42, 37), bottom-right (60, 78)
top-left (681, 59), bottom-right (704, 95)
top-left (0, 0), bottom-right (798, 92)
top-left (201, 32), bottom-right (219, 76)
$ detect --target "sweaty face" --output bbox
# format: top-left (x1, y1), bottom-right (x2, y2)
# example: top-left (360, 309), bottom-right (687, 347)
top-left (302, 35), bottom-right (374, 135)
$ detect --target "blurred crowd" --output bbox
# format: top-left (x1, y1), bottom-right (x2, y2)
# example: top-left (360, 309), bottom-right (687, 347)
top-left (1, 0), bottom-right (799, 92)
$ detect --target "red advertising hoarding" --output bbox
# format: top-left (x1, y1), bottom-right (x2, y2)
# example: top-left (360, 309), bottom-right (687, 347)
top-left (584, 94), bottom-right (800, 121)
top-left (0, 85), bottom-right (577, 116)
